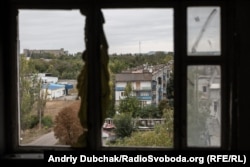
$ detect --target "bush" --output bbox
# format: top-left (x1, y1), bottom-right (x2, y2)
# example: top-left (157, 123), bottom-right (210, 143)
top-left (53, 101), bottom-right (83, 146)
top-left (108, 124), bottom-right (173, 147)
top-left (136, 105), bottom-right (162, 118)
top-left (28, 115), bottom-right (39, 129)
top-left (42, 115), bottom-right (53, 128)
top-left (113, 113), bottom-right (133, 139)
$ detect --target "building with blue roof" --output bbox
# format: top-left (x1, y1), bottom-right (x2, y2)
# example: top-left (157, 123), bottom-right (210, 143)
top-left (41, 83), bottom-right (66, 100)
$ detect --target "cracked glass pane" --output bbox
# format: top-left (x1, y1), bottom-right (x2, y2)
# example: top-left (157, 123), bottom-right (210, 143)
top-left (187, 7), bottom-right (221, 56)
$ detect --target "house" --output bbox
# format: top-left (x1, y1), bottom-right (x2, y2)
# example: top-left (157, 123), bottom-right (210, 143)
top-left (37, 73), bottom-right (58, 83)
top-left (23, 48), bottom-right (68, 57)
top-left (41, 83), bottom-right (65, 100)
top-left (151, 64), bottom-right (173, 105)
top-left (115, 63), bottom-right (173, 107)
top-left (115, 72), bottom-right (152, 107)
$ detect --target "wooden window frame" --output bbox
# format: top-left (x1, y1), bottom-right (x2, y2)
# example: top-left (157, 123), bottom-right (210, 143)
top-left (3, 0), bottom-right (234, 154)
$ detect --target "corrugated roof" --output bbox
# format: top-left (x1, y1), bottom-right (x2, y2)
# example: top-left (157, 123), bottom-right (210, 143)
top-left (116, 73), bottom-right (152, 82)
top-left (42, 83), bottom-right (65, 90)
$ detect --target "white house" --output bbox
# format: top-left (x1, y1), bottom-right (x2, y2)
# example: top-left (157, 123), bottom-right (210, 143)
top-left (41, 83), bottom-right (65, 100)
top-left (115, 72), bottom-right (152, 107)
top-left (37, 73), bottom-right (58, 83)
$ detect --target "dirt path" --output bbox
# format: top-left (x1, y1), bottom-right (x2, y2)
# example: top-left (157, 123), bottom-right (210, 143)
top-left (26, 131), bottom-right (58, 146)
top-left (44, 99), bottom-right (78, 121)
top-left (21, 99), bottom-right (79, 145)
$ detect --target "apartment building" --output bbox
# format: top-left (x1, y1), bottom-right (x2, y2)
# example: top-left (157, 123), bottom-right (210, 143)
top-left (115, 63), bottom-right (173, 107)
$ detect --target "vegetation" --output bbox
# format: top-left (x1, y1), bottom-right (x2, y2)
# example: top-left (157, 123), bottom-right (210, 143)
top-left (113, 113), bottom-right (134, 138)
top-left (53, 101), bottom-right (83, 145)
top-left (136, 105), bottom-right (162, 118)
top-left (107, 124), bottom-right (172, 147)
top-left (20, 51), bottom-right (174, 146)
top-left (20, 55), bottom-right (49, 130)
top-left (24, 51), bottom-right (174, 80)
top-left (108, 98), bottom-right (173, 147)
top-left (109, 52), bottom-right (173, 73)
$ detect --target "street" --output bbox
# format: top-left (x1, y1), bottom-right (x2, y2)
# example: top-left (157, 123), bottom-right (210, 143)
top-left (26, 131), bottom-right (58, 146)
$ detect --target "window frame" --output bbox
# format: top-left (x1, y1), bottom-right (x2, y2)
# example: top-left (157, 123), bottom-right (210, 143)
top-left (180, 1), bottom-right (232, 150)
top-left (4, 0), bottom-right (234, 154)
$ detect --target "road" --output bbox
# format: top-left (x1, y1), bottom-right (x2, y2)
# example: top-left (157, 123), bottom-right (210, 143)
top-left (27, 131), bottom-right (58, 146)
top-left (27, 130), bottom-right (110, 146)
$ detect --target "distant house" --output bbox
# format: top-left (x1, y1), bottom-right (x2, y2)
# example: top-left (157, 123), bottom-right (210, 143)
top-left (115, 63), bottom-right (173, 107)
top-left (151, 64), bottom-right (172, 105)
top-left (23, 48), bottom-right (68, 57)
top-left (37, 73), bottom-right (58, 83)
top-left (41, 83), bottom-right (65, 100)
top-left (115, 72), bottom-right (153, 107)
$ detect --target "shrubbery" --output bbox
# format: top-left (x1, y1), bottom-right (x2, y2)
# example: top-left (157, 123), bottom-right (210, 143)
top-left (42, 115), bottom-right (53, 128)
top-left (53, 100), bottom-right (83, 145)
top-left (113, 113), bottom-right (133, 139)
top-left (107, 124), bottom-right (172, 147)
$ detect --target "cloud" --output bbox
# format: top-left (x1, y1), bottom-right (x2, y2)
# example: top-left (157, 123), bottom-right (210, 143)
top-left (19, 9), bottom-right (85, 54)
top-left (103, 9), bottom-right (173, 54)
top-left (19, 8), bottom-right (173, 54)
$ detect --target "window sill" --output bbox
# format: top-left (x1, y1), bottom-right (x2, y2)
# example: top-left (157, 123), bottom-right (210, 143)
top-left (2, 153), bottom-right (44, 160)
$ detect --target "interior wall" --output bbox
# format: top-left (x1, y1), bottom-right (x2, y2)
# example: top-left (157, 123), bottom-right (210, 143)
top-left (237, 1), bottom-right (250, 150)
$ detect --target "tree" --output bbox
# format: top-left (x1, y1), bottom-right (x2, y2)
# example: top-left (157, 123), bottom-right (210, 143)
top-left (35, 80), bottom-right (48, 129)
top-left (167, 72), bottom-right (174, 101)
top-left (136, 105), bottom-right (161, 118)
top-left (118, 83), bottom-right (140, 117)
top-left (54, 101), bottom-right (84, 146)
top-left (107, 123), bottom-right (172, 147)
top-left (106, 73), bottom-right (116, 118)
top-left (158, 99), bottom-right (169, 113)
top-left (19, 55), bottom-right (37, 130)
top-left (113, 113), bottom-right (133, 139)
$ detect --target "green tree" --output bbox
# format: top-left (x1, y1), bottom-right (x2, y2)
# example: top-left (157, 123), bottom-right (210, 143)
top-left (118, 83), bottom-right (140, 117)
top-left (136, 105), bottom-right (161, 118)
top-left (106, 73), bottom-right (116, 118)
top-left (158, 99), bottom-right (169, 113)
top-left (107, 123), bottom-right (172, 147)
top-left (19, 55), bottom-right (36, 130)
top-left (167, 72), bottom-right (174, 102)
top-left (113, 113), bottom-right (133, 139)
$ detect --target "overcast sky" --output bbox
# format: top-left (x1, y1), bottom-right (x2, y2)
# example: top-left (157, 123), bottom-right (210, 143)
top-left (19, 9), bottom-right (173, 55)
top-left (19, 7), bottom-right (219, 55)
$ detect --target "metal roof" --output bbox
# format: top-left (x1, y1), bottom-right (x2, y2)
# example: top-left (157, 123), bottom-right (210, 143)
top-left (116, 73), bottom-right (152, 82)
top-left (42, 83), bottom-right (65, 90)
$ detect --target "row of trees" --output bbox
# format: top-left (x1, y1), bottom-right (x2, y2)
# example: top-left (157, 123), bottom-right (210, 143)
top-left (20, 55), bottom-right (52, 131)
top-left (21, 51), bottom-right (174, 146)
top-left (53, 92), bottom-right (174, 147)
top-left (25, 52), bottom-right (174, 79)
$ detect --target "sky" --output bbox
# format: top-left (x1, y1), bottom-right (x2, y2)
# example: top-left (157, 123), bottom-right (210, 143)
top-left (19, 7), bottom-right (219, 55)
top-left (19, 9), bottom-right (173, 55)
